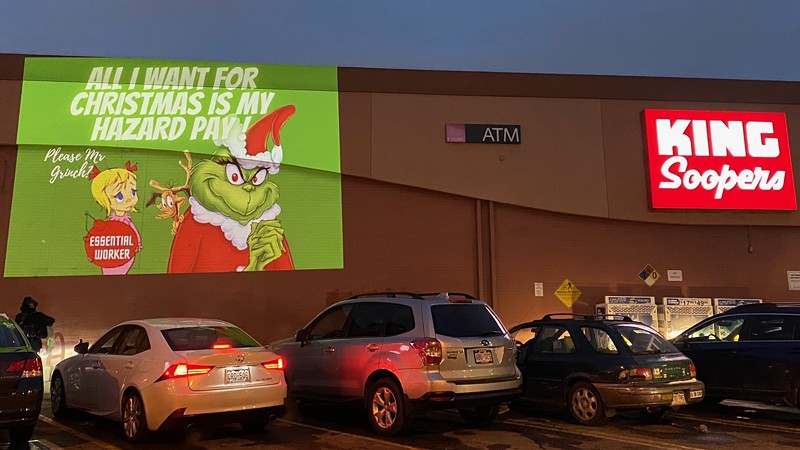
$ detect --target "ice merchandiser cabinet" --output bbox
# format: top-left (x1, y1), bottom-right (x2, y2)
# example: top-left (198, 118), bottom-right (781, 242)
top-left (596, 296), bottom-right (659, 330)
top-left (661, 297), bottom-right (714, 339)
top-left (714, 298), bottom-right (762, 314)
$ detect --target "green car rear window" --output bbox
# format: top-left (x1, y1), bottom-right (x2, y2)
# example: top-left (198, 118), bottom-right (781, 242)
top-left (162, 326), bottom-right (261, 351)
top-left (431, 304), bottom-right (504, 338)
top-left (0, 320), bottom-right (27, 349)
top-left (615, 324), bottom-right (680, 355)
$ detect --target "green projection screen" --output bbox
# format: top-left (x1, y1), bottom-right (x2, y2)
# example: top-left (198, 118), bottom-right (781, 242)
top-left (6, 57), bottom-right (342, 277)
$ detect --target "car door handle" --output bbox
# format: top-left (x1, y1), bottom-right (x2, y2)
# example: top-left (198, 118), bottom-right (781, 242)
top-left (324, 347), bottom-right (336, 353)
top-left (366, 344), bottom-right (380, 352)
top-left (91, 361), bottom-right (102, 369)
top-left (124, 361), bottom-right (135, 369)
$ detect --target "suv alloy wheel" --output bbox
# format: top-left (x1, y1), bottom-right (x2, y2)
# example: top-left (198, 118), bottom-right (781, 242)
top-left (366, 378), bottom-right (406, 436)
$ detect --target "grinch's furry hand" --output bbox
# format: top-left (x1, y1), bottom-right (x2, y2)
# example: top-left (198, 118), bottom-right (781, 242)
top-left (244, 220), bottom-right (286, 271)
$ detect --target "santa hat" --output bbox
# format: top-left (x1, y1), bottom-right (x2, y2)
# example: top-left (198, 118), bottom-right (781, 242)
top-left (214, 105), bottom-right (296, 173)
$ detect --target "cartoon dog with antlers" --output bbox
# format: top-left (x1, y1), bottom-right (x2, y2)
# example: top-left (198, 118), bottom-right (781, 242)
top-left (147, 150), bottom-right (192, 235)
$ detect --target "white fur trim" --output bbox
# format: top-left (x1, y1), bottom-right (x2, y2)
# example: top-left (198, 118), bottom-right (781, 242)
top-left (213, 118), bottom-right (247, 158)
top-left (214, 117), bottom-right (282, 173)
top-left (189, 196), bottom-right (281, 251)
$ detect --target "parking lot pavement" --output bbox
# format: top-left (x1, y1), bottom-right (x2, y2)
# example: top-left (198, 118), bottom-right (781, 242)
top-left (3, 399), bottom-right (800, 449)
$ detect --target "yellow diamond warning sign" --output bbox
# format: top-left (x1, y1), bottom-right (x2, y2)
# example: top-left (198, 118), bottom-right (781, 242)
top-left (555, 279), bottom-right (581, 308)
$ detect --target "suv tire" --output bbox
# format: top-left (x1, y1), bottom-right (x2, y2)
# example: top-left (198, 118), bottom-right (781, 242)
top-left (568, 381), bottom-right (607, 426)
top-left (459, 404), bottom-right (500, 426)
top-left (366, 378), bottom-right (406, 436)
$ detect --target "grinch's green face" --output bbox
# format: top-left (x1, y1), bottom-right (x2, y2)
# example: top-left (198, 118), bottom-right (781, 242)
top-left (190, 149), bottom-right (279, 224)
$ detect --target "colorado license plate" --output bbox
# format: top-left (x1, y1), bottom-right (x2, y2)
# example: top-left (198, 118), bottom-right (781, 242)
top-left (671, 391), bottom-right (687, 406)
top-left (225, 367), bottom-right (251, 384)
top-left (473, 349), bottom-right (493, 364)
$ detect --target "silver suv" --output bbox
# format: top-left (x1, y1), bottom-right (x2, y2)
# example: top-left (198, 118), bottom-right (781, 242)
top-left (270, 292), bottom-right (522, 436)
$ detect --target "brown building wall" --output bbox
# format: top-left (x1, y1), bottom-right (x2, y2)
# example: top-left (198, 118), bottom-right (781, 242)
top-left (2, 54), bottom-right (800, 358)
top-left (492, 203), bottom-right (800, 328)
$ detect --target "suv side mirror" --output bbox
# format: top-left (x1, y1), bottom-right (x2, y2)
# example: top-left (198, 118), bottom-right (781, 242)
top-left (295, 329), bottom-right (308, 346)
top-left (74, 340), bottom-right (89, 355)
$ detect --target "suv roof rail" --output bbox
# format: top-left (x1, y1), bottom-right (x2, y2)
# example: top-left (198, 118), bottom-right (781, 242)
top-left (418, 292), bottom-right (477, 301)
top-left (346, 291), bottom-right (425, 300)
top-left (541, 313), bottom-right (593, 321)
top-left (726, 302), bottom-right (800, 312)
top-left (595, 314), bottom-right (634, 322)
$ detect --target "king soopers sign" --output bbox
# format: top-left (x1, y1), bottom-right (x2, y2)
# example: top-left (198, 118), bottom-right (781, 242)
top-left (644, 109), bottom-right (797, 210)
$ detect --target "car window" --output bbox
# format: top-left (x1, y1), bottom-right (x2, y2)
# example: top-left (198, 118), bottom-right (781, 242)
top-left (116, 326), bottom-right (150, 355)
top-left (161, 326), bottom-right (260, 351)
top-left (530, 326), bottom-right (575, 354)
top-left (346, 302), bottom-right (388, 338)
top-left (748, 315), bottom-right (800, 341)
top-left (684, 316), bottom-right (745, 342)
top-left (431, 304), bottom-right (504, 338)
top-left (90, 326), bottom-right (126, 354)
top-left (615, 324), bottom-right (679, 354)
top-left (385, 304), bottom-right (415, 337)
top-left (307, 305), bottom-right (354, 341)
top-left (512, 326), bottom-right (539, 345)
top-left (581, 326), bottom-right (619, 354)
top-left (0, 320), bottom-right (26, 348)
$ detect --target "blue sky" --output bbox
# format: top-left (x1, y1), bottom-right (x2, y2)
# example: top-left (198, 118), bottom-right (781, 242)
top-left (1, 1), bottom-right (797, 81)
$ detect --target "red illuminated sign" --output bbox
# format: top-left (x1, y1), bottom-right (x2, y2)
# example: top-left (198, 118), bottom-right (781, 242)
top-left (644, 109), bottom-right (797, 210)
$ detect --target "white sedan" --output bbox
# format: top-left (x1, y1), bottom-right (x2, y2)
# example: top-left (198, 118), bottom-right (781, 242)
top-left (50, 318), bottom-right (286, 442)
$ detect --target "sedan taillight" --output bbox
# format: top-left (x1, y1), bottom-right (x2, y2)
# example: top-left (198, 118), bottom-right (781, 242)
top-left (262, 357), bottom-right (285, 370)
top-left (690, 363), bottom-right (697, 378)
top-left (156, 363), bottom-right (214, 382)
top-left (410, 338), bottom-right (443, 365)
top-left (6, 357), bottom-right (42, 378)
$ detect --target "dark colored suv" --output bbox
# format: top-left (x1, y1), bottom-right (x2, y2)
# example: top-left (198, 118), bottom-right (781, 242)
top-left (512, 314), bottom-right (704, 425)
top-left (0, 313), bottom-right (43, 445)
top-left (672, 303), bottom-right (800, 407)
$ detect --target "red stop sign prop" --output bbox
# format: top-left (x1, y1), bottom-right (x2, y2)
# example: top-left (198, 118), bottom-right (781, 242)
top-left (84, 219), bottom-right (139, 268)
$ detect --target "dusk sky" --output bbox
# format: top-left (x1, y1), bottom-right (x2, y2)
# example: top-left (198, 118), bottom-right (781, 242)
top-left (1, 1), bottom-right (797, 81)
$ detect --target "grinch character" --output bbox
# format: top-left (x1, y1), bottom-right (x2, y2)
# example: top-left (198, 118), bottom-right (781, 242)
top-left (88, 161), bottom-right (142, 275)
top-left (168, 106), bottom-right (295, 273)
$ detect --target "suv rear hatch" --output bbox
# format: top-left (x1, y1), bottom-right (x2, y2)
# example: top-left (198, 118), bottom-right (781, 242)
top-left (431, 303), bottom-right (516, 382)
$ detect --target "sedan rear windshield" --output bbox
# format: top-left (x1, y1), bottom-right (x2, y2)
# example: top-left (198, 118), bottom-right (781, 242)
top-left (431, 304), bottom-right (504, 338)
top-left (162, 326), bottom-right (261, 351)
top-left (0, 321), bottom-right (26, 348)
top-left (614, 324), bottom-right (679, 355)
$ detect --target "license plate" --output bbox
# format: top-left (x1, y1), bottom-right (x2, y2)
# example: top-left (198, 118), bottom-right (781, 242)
top-left (690, 390), bottom-right (704, 399)
top-left (473, 349), bottom-right (493, 364)
top-left (225, 367), bottom-right (251, 384)
top-left (672, 391), bottom-right (687, 406)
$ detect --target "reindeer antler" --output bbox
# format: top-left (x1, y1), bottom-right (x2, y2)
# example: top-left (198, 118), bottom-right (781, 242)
top-left (176, 150), bottom-right (193, 191)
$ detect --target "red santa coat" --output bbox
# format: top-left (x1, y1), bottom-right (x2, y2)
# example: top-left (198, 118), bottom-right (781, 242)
top-left (168, 198), bottom-right (294, 273)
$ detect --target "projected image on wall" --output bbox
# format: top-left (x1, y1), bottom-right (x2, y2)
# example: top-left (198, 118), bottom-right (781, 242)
top-left (6, 57), bottom-right (343, 277)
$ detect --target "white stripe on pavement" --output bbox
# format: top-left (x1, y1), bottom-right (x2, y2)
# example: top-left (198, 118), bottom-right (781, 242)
top-left (38, 415), bottom-right (123, 450)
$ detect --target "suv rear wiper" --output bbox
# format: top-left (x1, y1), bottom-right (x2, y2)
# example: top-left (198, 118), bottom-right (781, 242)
top-left (478, 331), bottom-right (505, 336)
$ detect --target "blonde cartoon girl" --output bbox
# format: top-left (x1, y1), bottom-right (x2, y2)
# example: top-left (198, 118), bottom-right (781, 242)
top-left (89, 161), bottom-right (142, 275)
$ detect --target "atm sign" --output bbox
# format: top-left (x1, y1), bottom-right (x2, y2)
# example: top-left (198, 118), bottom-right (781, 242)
top-left (643, 109), bottom-right (796, 210)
